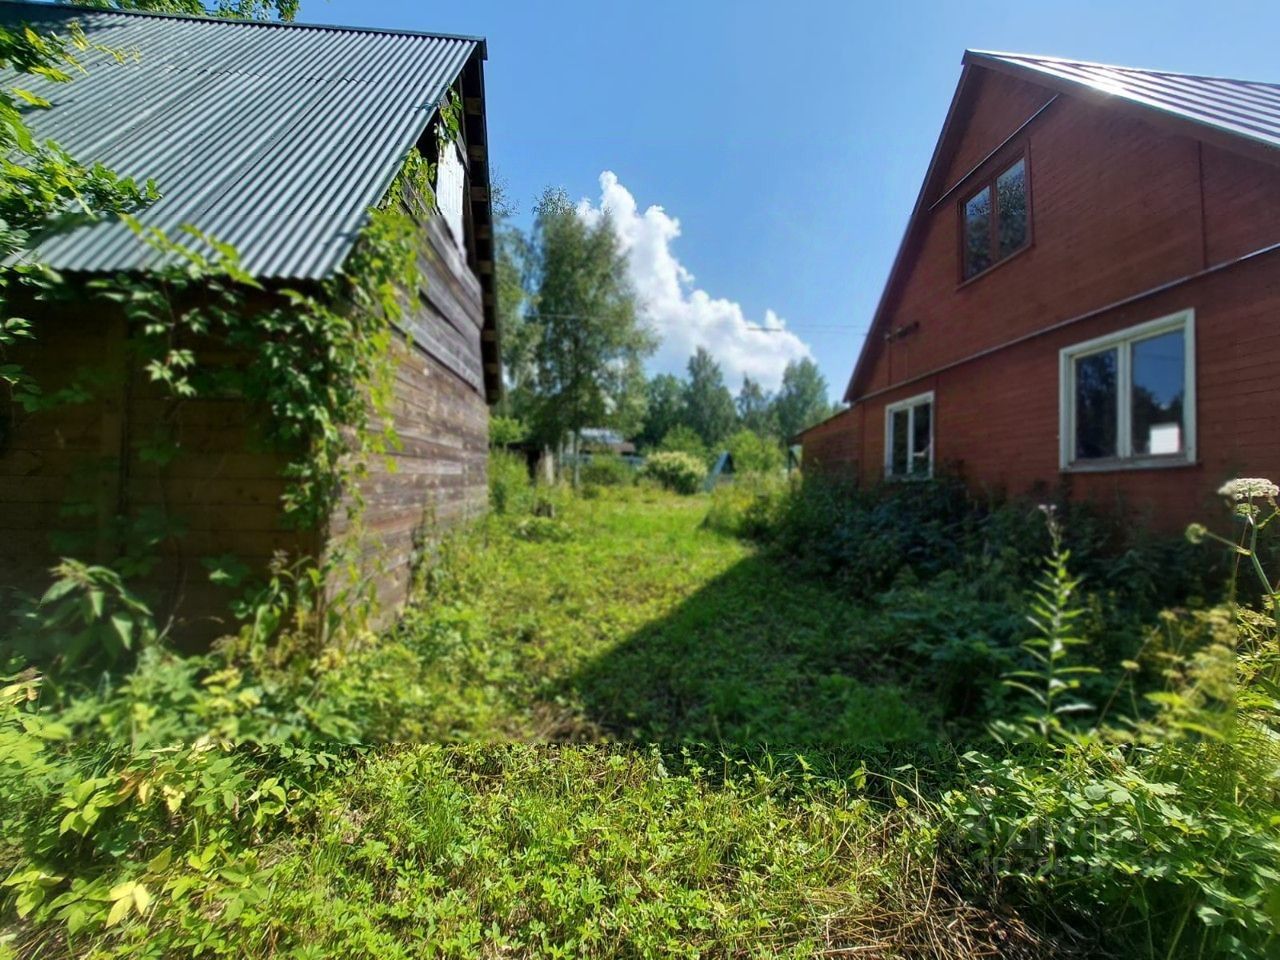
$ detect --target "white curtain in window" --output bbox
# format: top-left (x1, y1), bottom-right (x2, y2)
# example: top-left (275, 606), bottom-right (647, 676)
top-left (436, 140), bottom-right (467, 253)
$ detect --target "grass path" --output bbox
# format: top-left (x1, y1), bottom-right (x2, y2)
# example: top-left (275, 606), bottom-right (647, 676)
top-left (245, 491), bottom-right (1035, 958)
top-left (405, 488), bottom-right (932, 757)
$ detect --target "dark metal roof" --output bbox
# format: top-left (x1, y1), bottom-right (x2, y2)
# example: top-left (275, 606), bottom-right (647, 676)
top-left (0, 0), bottom-right (483, 278)
top-left (968, 51), bottom-right (1280, 156)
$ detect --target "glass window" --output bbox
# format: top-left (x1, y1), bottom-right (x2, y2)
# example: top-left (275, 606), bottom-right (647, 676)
top-left (1131, 330), bottom-right (1185, 456)
top-left (1061, 312), bottom-right (1194, 470)
top-left (996, 159), bottom-right (1027, 258)
top-left (963, 187), bottom-right (992, 280)
top-left (1074, 349), bottom-right (1118, 460)
top-left (911, 402), bottom-right (932, 475)
top-left (891, 409), bottom-right (909, 477)
top-left (886, 394), bottom-right (933, 479)
top-left (961, 155), bottom-right (1030, 280)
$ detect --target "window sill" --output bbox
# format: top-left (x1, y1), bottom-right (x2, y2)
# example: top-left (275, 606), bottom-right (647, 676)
top-left (1061, 456), bottom-right (1197, 475)
top-left (957, 240), bottom-right (1033, 290)
top-left (884, 472), bottom-right (934, 483)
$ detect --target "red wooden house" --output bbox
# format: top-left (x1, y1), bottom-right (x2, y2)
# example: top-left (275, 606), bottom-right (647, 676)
top-left (798, 51), bottom-right (1280, 529)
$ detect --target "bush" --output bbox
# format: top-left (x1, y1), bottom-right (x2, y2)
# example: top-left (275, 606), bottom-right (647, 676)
top-left (579, 453), bottom-right (633, 488)
top-left (703, 473), bottom-right (788, 539)
top-left (488, 449), bottom-right (533, 515)
top-left (656, 425), bottom-right (708, 465)
top-left (640, 451), bottom-right (707, 495)
top-left (725, 429), bottom-right (783, 475)
top-left (941, 496), bottom-right (1280, 958)
top-left (489, 415), bottom-right (527, 447)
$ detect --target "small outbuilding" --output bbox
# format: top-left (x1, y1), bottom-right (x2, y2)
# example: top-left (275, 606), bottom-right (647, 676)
top-left (0, 2), bottom-right (500, 639)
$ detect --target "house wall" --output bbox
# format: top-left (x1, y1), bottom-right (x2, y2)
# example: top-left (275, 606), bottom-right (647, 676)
top-left (813, 67), bottom-right (1280, 529)
top-left (0, 212), bottom-right (489, 642)
top-left (329, 213), bottom-right (490, 616)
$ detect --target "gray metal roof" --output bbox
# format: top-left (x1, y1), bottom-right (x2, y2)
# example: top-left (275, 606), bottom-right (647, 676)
top-left (968, 51), bottom-right (1280, 156)
top-left (0, 1), bottom-right (482, 278)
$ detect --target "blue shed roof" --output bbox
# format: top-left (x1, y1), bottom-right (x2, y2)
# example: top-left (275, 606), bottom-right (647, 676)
top-left (0, 1), bottom-right (484, 279)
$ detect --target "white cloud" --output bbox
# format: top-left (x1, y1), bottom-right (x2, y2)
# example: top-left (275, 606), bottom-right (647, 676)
top-left (576, 171), bottom-right (812, 392)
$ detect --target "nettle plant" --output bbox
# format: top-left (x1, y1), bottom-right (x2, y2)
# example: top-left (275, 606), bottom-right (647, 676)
top-left (946, 480), bottom-right (1280, 959)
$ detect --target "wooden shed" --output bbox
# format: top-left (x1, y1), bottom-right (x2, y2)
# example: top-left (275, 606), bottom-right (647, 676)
top-left (0, 2), bottom-right (500, 640)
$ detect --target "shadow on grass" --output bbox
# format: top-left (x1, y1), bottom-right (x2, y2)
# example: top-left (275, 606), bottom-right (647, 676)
top-left (569, 548), bottom-right (946, 764)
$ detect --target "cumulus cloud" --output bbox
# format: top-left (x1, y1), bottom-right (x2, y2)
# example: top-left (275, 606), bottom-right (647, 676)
top-left (576, 171), bottom-right (812, 392)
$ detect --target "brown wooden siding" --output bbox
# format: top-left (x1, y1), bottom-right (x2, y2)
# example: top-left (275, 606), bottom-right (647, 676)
top-left (0, 211), bottom-right (489, 641)
top-left (817, 65), bottom-right (1280, 531)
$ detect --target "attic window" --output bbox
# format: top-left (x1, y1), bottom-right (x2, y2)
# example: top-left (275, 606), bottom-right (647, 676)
top-left (960, 153), bottom-right (1029, 281)
top-left (435, 138), bottom-right (468, 254)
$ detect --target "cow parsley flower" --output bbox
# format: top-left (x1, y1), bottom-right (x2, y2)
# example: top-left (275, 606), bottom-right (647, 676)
top-left (1217, 478), bottom-right (1280, 502)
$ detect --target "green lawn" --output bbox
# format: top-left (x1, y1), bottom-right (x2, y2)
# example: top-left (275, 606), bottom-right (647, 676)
top-left (398, 488), bottom-right (932, 756)
top-left (1, 488), bottom-right (1040, 958)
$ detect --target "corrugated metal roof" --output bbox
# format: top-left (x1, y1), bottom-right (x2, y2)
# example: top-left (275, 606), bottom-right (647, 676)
top-left (0, 0), bottom-right (482, 278)
top-left (968, 51), bottom-right (1280, 155)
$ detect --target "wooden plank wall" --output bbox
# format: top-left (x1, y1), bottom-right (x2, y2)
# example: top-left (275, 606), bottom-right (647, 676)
top-left (0, 210), bottom-right (490, 641)
top-left (327, 209), bottom-right (490, 619)
top-left (0, 303), bottom-right (307, 643)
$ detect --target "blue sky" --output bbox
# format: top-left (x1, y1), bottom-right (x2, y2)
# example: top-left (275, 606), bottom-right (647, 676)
top-left (307, 0), bottom-right (1280, 400)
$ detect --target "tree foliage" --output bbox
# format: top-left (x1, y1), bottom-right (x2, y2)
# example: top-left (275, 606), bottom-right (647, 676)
top-left (682, 346), bottom-right (737, 450)
top-left (735, 375), bottom-right (776, 438)
top-left (638, 372), bottom-right (685, 449)
top-left (773, 358), bottom-right (833, 441)
top-left (71, 0), bottom-right (300, 21)
top-left (527, 187), bottom-right (654, 466)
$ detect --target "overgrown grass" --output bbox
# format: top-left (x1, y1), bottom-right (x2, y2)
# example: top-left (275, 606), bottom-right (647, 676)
top-left (3, 477), bottom-right (1277, 958)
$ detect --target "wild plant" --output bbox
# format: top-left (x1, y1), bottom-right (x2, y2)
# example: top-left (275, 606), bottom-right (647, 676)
top-left (945, 480), bottom-right (1280, 959)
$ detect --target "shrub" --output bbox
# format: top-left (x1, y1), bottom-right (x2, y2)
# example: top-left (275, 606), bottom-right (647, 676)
top-left (488, 449), bottom-right (533, 515)
top-left (580, 453), bottom-right (633, 488)
top-left (942, 492), bottom-right (1280, 959)
top-left (489, 415), bottom-right (527, 447)
top-left (656, 425), bottom-right (708, 465)
top-left (725, 429), bottom-right (783, 475)
top-left (703, 473), bottom-right (788, 539)
top-left (640, 451), bottom-right (707, 495)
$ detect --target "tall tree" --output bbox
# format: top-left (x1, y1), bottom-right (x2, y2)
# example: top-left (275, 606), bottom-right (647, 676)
top-left (736, 375), bottom-right (776, 437)
top-left (772, 358), bottom-right (833, 441)
top-left (528, 187), bottom-right (654, 481)
top-left (489, 180), bottom-right (537, 424)
top-left (638, 373), bottom-right (685, 450)
top-left (683, 347), bottom-right (737, 449)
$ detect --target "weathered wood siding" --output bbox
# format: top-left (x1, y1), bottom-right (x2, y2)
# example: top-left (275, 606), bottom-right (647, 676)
top-left (812, 67), bottom-right (1280, 529)
top-left (330, 213), bottom-right (489, 615)
top-left (0, 212), bottom-right (489, 639)
top-left (0, 303), bottom-right (306, 639)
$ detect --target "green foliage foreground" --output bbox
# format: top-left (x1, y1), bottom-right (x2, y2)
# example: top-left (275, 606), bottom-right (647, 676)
top-left (3, 479), bottom-right (1280, 958)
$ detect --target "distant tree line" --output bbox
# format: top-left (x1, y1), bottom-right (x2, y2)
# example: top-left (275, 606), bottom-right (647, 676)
top-left (491, 185), bottom-right (839, 470)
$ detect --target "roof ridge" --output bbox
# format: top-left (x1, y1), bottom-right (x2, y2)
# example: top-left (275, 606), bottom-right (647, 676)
top-left (967, 48), bottom-right (1280, 89)
top-left (0, 0), bottom-right (487, 52)
top-left (966, 49), bottom-right (1280, 90)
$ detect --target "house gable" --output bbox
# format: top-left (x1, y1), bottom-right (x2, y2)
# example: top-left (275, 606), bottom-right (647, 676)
top-left (845, 53), bottom-right (1280, 406)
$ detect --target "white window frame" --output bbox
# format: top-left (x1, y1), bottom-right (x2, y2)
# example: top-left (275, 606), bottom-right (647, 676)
top-left (1058, 308), bottom-right (1196, 472)
top-left (884, 391), bottom-right (935, 480)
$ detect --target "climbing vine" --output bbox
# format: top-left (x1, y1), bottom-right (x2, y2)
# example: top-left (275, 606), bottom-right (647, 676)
top-left (2, 80), bottom-right (465, 661)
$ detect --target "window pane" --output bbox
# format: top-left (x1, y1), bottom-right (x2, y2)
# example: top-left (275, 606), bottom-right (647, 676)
top-left (1131, 330), bottom-right (1185, 456)
top-left (996, 159), bottom-right (1027, 258)
top-left (910, 402), bottom-right (931, 475)
top-left (963, 187), bottom-right (992, 279)
top-left (1074, 349), bottom-right (1118, 460)
top-left (891, 409), bottom-right (909, 476)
